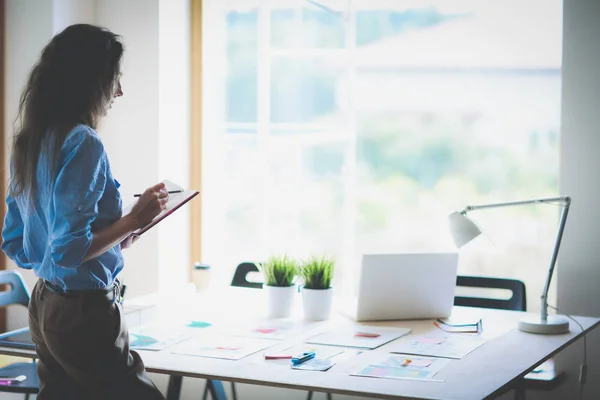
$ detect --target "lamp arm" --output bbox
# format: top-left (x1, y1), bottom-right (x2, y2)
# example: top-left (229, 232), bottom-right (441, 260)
top-left (459, 195), bottom-right (571, 323)
top-left (540, 199), bottom-right (570, 322)
top-left (461, 196), bottom-right (570, 213)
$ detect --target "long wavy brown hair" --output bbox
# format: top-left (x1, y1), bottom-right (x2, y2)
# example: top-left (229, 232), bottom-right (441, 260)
top-left (9, 24), bottom-right (123, 201)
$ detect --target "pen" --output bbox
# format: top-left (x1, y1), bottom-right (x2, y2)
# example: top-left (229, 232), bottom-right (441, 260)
top-left (0, 375), bottom-right (26, 385)
top-left (264, 354), bottom-right (293, 360)
top-left (133, 190), bottom-right (182, 197)
top-left (292, 351), bottom-right (316, 365)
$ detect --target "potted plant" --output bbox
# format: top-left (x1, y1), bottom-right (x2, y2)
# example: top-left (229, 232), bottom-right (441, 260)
top-left (299, 255), bottom-right (335, 321)
top-left (260, 255), bottom-right (298, 318)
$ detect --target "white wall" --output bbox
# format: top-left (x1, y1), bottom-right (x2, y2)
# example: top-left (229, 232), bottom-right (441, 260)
top-left (157, 0), bottom-right (191, 294)
top-left (552, 0), bottom-right (600, 399)
top-left (52, 0), bottom-right (94, 33)
top-left (94, 0), bottom-right (162, 298)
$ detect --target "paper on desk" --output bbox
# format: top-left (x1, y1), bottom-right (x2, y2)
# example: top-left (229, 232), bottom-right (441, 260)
top-left (305, 326), bottom-right (411, 350)
top-left (129, 325), bottom-right (192, 351)
top-left (169, 335), bottom-right (276, 360)
top-left (351, 355), bottom-right (450, 382)
top-left (391, 331), bottom-right (486, 359)
top-left (223, 318), bottom-right (319, 340)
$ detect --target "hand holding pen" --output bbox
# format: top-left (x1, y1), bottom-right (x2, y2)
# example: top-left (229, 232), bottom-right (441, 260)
top-left (128, 182), bottom-right (169, 228)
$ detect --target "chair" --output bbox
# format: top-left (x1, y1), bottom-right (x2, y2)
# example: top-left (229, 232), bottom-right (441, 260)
top-left (455, 275), bottom-right (527, 311)
top-left (0, 270), bottom-right (38, 400)
top-left (230, 262), bottom-right (263, 289)
top-left (454, 275), bottom-right (562, 400)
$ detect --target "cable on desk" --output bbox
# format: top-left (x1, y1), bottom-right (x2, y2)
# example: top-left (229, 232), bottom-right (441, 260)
top-left (548, 304), bottom-right (586, 400)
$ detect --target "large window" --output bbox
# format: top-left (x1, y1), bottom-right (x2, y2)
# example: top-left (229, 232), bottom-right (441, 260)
top-left (201, 0), bottom-right (563, 311)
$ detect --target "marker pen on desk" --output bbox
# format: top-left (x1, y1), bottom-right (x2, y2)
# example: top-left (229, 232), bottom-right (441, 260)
top-left (133, 190), bottom-right (183, 197)
top-left (292, 351), bottom-right (316, 365)
top-left (0, 375), bottom-right (26, 385)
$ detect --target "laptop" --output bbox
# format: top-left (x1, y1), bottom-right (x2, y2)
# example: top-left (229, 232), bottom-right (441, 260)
top-left (354, 252), bottom-right (459, 322)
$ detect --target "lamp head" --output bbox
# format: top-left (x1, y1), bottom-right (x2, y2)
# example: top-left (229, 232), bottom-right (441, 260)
top-left (448, 211), bottom-right (482, 248)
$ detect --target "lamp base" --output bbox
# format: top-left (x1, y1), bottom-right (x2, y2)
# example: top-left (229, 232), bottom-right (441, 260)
top-left (518, 315), bottom-right (570, 334)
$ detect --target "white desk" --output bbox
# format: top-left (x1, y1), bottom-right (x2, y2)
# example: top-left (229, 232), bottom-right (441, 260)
top-left (0, 288), bottom-right (598, 400)
top-left (129, 288), bottom-right (599, 400)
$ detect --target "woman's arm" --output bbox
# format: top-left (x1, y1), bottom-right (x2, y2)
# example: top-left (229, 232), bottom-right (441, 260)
top-left (83, 183), bottom-right (168, 262)
top-left (49, 128), bottom-right (167, 268)
top-left (1, 194), bottom-right (33, 269)
top-left (83, 214), bottom-right (138, 262)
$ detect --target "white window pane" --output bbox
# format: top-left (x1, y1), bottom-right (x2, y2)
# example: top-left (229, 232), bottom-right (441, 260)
top-left (203, 0), bottom-right (563, 311)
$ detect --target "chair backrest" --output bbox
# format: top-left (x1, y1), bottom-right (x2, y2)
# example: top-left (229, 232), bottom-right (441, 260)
top-left (0, 270), bottom-right (31, 308)
top-left (230, 262), bottom-right (263, 289)
top-left (454, 275), bottom-right (526, 312)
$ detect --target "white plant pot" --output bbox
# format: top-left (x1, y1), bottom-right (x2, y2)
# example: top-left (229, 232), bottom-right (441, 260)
top-left (265, 285), bottom-right (296, 318)
top-left (302, 287), bottom-right (333, 321)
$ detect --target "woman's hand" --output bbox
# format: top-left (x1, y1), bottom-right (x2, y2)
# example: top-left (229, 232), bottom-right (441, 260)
top-left (128, 182), bottom-right (169, 229)
top-left (120, 234), bottom-right (139, 250)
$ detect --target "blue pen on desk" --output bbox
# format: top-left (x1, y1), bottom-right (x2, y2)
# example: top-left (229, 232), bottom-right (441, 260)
top-left (292, 351), bottom-right (316, 365)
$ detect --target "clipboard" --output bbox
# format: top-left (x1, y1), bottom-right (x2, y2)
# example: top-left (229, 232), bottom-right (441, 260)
top-left (125, 179), bottom-right (199, 236)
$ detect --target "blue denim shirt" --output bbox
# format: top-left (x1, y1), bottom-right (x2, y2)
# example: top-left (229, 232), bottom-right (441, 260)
top-left (2, 125), bottom-right (124, 291)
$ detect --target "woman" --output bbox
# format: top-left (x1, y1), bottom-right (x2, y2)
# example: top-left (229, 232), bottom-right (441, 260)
top-left (2, 24), bottom-right (167, 399)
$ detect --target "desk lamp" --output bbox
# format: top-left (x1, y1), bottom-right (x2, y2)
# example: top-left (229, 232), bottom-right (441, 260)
top-left (448, 196), bottom-right (571, 334)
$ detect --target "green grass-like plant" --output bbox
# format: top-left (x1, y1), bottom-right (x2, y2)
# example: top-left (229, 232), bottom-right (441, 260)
top-left (299, 255), bottom-right (335, 290)
top-left (260, 255), bottom-right (298, 287)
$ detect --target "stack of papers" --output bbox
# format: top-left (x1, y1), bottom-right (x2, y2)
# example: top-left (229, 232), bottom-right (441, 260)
top-left (434, 317), bottom-right (482, 333)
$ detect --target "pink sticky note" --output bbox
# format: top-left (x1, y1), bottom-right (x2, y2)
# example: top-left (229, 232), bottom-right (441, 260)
top-left (417, 337), bottom-right (445, 345)
top-left (254, 328), bottom-right (277, 334)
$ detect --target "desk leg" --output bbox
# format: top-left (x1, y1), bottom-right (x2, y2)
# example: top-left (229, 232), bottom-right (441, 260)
top-left (205, 380), bottom-right (227, 400)
top-left (166, 375), bottom-right (183, 400)
top-left (514, 385), bottom-right (527, 400)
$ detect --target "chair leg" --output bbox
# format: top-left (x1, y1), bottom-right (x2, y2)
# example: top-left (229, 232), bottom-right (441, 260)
top-left (166, 375), bottom-right (183, 400)
top-left (514, 385), bottom-right (526, 400)
top-left (203, 381), bottom-right (209, 400)
top-left (205, 380), bottom-right (227, 400)
top-left (230, 382), bottom-right (238, 400)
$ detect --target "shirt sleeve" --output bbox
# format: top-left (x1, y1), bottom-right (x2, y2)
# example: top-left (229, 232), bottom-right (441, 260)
top-left (1, 193), bottom-right (33, 269)
top-left (49, 129), bottom-right (108, 269)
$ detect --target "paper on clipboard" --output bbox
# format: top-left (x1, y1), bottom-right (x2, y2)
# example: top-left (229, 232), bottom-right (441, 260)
top-left (123, 179), bottom-right (199, 236)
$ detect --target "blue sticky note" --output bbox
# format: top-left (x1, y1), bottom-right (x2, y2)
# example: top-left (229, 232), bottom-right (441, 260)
top-left (187, 321), bottom-right (212, 328)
